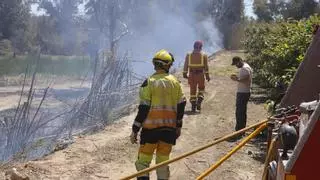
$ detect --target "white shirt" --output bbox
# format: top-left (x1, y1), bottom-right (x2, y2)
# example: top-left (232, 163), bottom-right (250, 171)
top-left (237, 62), bottom-right (253, 93)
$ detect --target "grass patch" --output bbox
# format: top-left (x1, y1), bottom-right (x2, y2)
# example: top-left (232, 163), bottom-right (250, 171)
top-left (0, 55), bottom-right (91, 77)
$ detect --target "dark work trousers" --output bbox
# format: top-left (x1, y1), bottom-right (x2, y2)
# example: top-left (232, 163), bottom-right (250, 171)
top-left (235, 92), bottom-right (251, 131)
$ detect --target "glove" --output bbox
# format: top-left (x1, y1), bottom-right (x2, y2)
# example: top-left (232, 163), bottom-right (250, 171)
top-left (183, 73), bottom-right (188, 79)
top-left (176, 128), bottom-right (181, 139)
top-left (130, 132), bottom-right (138, 144)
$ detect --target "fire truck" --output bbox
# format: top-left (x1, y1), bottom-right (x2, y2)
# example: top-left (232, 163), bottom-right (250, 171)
top-left (263, 100), bottom-right (320, 180)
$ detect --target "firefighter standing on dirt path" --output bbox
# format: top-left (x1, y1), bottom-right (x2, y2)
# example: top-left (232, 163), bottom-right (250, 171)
top-left (183, 41), bottom-right (210, 112)
top-left (130, 49), bottom-right (186, 180)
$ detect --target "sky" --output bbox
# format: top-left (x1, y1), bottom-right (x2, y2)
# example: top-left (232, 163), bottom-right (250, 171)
top-left (244, 0), bottom-right (256, 18)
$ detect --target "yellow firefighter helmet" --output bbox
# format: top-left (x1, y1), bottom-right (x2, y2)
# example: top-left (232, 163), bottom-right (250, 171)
top-left (152, 49), bottom-right (174, 66)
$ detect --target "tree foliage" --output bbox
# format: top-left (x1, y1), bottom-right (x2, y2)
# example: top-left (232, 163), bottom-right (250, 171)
top-left (0, 0), bottom-right (88, 55)
top-left (0, 0), bottom-right (30, 39)
top-left (254, 0), bottom-right (319, 21)
top-left (284, 0), bottom-right (318, 20)
top-left (0, 0), bottom-right (243, 55)
top-left (0, 0), bottom-right (31, 54)
top-left (38, 0), bottom-right (87, 55)
top-left (85, 0), bottom-right (132, 57)
top-left (253, 0), bottom-right (285, 22)
top-left (209, 0), bottom-right (244, 49)
top-left (243, 15), bottom-right (320, 90)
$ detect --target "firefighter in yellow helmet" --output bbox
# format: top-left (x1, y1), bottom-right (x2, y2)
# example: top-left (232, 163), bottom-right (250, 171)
top-left (130, 49), bottom-right (186, 180)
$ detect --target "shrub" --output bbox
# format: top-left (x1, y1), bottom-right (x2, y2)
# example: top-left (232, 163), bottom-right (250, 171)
top-left (0, 39), bottom-right (13, 56)
top-left (243, 15), bottom-right (320, 94)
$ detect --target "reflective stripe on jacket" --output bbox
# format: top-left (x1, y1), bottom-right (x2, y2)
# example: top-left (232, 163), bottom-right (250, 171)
top-left (139, 73), bottom-right (185, 129)
top-left (188, 53), bottom-right (204, 68)
top-left (183, 52), bottom-right (209, 74)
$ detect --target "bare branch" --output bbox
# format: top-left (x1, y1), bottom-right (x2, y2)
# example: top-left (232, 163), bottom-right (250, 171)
top-left (112, 21), bottom-right (129, 44)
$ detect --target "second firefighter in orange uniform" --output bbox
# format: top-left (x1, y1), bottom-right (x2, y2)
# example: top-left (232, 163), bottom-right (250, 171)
top-left (183, 41), bottom-right (210, 112)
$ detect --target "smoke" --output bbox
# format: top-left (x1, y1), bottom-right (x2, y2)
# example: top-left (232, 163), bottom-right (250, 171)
top-left (118, 1), bottom-right (223, 75)
top-left (32, 1), bottom-right (223, 74)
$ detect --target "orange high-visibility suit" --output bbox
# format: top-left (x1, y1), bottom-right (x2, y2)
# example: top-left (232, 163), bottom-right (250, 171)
top-left (183, 51), bottom-right (209, 109)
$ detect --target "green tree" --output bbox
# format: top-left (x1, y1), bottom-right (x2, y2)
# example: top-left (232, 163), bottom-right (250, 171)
top-left (0, 0), bottom-right (32, 54)
top-left (253, 0), bottom-right (273, 21)
top-left (283, 0), bottom-right (318, 20)
top-left (253, 0), bottom-right (319, 21)
top-left (253, 0), bottom-right (287, 22)
top-left (85, 0), bottom-right (131, 58)
top-left (38, 0), bottom-right (85, 55)
top-left (210, 0), bottom-right (244, 49)
top-left (0, 0), bottom-right (30, 39)
top-left (243, 15), bottom-right (320, 89)
top-left (32, 15), bottom-right (64, 55)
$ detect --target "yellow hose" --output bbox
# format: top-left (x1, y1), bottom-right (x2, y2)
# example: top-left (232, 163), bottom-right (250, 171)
top-left (196, 123), bottom-right (267, 180)
top-left (120, 120), bottom-right (268, 180)
top-left (262, 138), bottom-right (277, 180)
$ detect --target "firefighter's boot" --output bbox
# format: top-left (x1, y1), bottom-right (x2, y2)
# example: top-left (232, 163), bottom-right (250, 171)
top-left (137, 177), bottom-right (149, 180)
top-left (197, 97), bottom-right (203, 111)
top-left (191, 101), bottom-right (197, 112)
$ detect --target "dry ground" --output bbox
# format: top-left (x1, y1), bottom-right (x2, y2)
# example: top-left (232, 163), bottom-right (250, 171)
top-left (1, 50), bottom-right (268, 180)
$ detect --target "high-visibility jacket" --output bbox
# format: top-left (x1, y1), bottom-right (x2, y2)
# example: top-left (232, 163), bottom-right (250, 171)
top-left (183, 52), bottom-right (209, 74)
top-left (132, 72), bottom-right (186, 144)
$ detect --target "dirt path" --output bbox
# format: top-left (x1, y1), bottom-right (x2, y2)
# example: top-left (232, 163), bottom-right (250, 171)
top-left (1, 51), bottom-right (267, 180)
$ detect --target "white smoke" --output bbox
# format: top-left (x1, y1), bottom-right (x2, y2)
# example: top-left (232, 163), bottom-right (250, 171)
top-left (118, 1), bottom-right (223, 76)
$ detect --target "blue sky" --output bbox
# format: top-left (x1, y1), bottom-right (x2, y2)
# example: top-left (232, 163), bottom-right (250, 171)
top-left (244, 0), bottom-right (256, 18)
